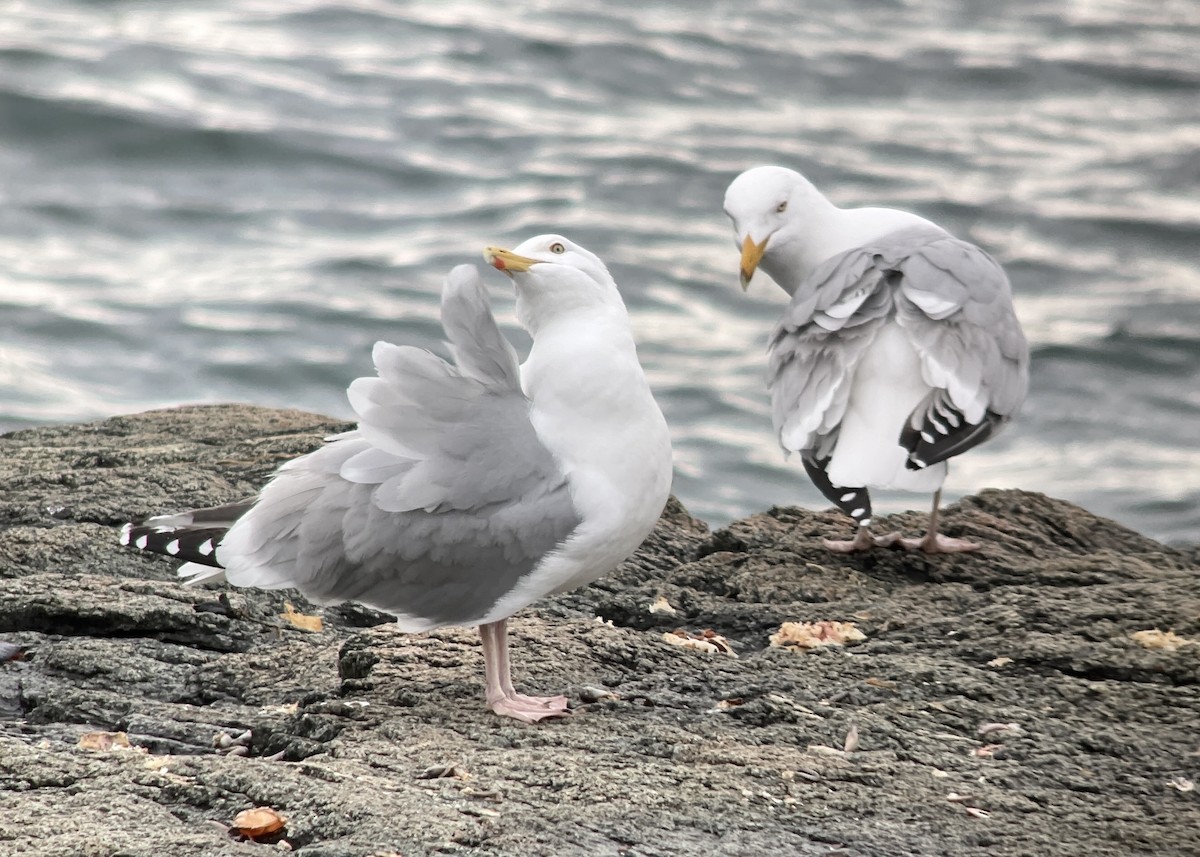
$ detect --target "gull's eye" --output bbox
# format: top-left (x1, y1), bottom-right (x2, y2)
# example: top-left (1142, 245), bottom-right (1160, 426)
top-left (549, 242), bottom-right (565, 254)
top-left (776, 201), bottom-right (788, 213)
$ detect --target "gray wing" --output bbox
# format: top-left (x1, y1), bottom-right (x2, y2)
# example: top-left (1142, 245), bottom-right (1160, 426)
top-left (891, 230), bottom-right (1029, 468)
top-left (767, 226), bottom-right (1029, 467)
top-left (767, 246), bottom-right (896, 456)
top-left (216, 264), bottom-right (581, 629)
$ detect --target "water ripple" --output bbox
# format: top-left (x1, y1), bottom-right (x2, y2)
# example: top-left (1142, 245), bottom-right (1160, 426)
top-left (1, 0), bottom-right (1197, 542)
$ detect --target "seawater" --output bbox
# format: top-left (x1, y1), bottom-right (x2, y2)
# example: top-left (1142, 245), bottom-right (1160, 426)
top-left (1, 0), bottom-right (1197, 542)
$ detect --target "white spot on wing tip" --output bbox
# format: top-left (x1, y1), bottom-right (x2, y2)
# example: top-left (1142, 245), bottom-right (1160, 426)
top-left (119, 523), bottom-right (132, 545)
top-left (135, 535), bottom-right (149, 550)
top-left (165, 539), bottom-right (181, 556)
top-left (198, 539), bottom-right (215, 556)
top-left (839, 492), bottom-right (857, 502)
top-left (850, 507), bottom-right (866, 517)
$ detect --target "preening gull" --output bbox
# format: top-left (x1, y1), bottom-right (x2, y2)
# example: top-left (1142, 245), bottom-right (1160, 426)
top-left (724, 166), bottom-right (1029, 553)
top-left (121, 236), bottom-right (673, 722)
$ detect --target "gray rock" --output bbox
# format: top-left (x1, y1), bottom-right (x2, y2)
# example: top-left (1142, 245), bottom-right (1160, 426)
top-left (1, 405), bottom-right (1197, 856)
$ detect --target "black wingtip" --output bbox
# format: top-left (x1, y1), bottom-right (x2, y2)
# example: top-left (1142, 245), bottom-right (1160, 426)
top-left (901, 400), bottom-right (1003, 470)
top-left (802, 451), bottom-right (873, 525)
top-left (119, 523), bottom-right (227, 569)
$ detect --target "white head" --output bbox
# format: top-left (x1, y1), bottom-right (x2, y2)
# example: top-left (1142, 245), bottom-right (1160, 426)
top-left (722, 165), bottom-right (838, 292)
top-left (483, 234), bottom-right (626, 334)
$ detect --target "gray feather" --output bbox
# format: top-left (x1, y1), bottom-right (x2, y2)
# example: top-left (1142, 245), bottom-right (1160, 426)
top-left (440, 264), bottom-right (521, 389)
top-left (139, 500), bottom-right (255, 532)
top-left (215, 265), bottom-right (582, 627)
top-left (767, 245), bottom-right (897, 450)
top-left (768, 225), bottom-right (1029, 456)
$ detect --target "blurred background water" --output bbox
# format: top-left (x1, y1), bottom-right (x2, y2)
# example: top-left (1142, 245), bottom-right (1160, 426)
top-left (1, 0), bottom-right (1197, 543)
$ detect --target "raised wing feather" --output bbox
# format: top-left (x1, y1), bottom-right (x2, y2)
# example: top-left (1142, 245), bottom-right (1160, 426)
top-left (892, 231), bottom-right (1030, 468)
top-left (439, 266), bottom-right (522, 387)
top-left (767, 248), bottom-right (895, 454)
top-left (214, 265), bottom-right (582, 630)
top-left (768, 226), bottom-right (1029, 467)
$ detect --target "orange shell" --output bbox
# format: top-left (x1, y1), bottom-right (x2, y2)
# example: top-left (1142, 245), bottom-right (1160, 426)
top-left (231, 806), bottom-right (287, 839)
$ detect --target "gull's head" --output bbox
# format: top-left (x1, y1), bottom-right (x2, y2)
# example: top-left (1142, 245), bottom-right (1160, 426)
top-left (483, 234), bottom-right (624, 330)
top-left (723, 165), bottom-right (832, 291)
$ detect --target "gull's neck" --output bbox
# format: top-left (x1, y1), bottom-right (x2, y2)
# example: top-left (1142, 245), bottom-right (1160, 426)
top-left (515, 283), bottom-right (628, 339)
top-left (521, 306), bottom-right (639, 381)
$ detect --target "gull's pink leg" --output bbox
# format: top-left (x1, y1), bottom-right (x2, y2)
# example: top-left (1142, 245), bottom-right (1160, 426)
top-left (479, 619), bottom-right (569, 723)
top-left (899, 490), bottom-right (981, 553)
top-left (823, 524), bottom-right (901, 553)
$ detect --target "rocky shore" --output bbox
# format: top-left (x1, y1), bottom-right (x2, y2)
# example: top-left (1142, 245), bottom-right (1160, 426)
top-left (1, 405), bottom-right (1196, 856)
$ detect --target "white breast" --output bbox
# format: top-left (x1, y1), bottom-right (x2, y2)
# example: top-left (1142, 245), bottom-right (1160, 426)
top-left (476, 319), bottom-right (673, 624)
top-left (826, 323), bottom-right (946, 493)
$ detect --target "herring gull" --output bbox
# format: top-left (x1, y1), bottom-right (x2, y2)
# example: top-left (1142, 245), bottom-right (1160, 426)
top-left (120, 236), bottom-right (673, 721)
top-left (723, 166), bottom-right (1029, 553)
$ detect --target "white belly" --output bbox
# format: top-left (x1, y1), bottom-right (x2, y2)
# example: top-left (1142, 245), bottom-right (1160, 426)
top-left (474, 329), bottom-right (674, 625)
top-left (826, 323), bottom-right (946, 493)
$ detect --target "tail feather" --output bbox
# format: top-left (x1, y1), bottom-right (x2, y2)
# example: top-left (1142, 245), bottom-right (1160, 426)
top-left (119, 500), bottom-right (255, 573)
top-left (176, 561), bottom-right (227, 586)
top-left (139, 500), bottom-right (255, 531)
top-left (120, 522), bottom-right (227, 568)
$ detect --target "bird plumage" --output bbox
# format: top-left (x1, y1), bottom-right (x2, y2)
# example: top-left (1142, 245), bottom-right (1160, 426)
top-left (725, 166), bottom-right (1029, 552)
top-left (121, 239), bottom-right (672, 719)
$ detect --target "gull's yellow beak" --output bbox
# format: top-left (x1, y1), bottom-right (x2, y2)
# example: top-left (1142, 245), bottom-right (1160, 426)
top-left (739, 235), bottom-right (768, 291)
top-left (484, 246), bottom-right (539, 274)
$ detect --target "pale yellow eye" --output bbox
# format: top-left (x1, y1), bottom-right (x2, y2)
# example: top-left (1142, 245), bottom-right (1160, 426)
top-left (776, 201), bottom-right (788, 213)
top-left (549, 242), bottom-right (565, 254)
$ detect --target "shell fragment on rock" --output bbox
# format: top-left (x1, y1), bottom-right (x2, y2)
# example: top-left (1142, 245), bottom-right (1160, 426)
top-left (647, 595), bottom-right (677, 615)
top-left (662, 628), bottom-right (737, 657)
top-left (769, 621), bottom-right (865, 651)
top-left (231, 807), bottom-right (287, 840)
top-left (280, 602), bottom-right (323, 632)
top-left (78, 731), bottom-right (137, 752)
top-left (1130, 628), bottom-right (1195, 651)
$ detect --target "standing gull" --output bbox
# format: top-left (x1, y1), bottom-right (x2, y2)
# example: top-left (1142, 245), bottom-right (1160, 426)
top-left (120, 236), bottom-right (673, 722)
top-left (724, 166), bottom-right (1029, 553)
